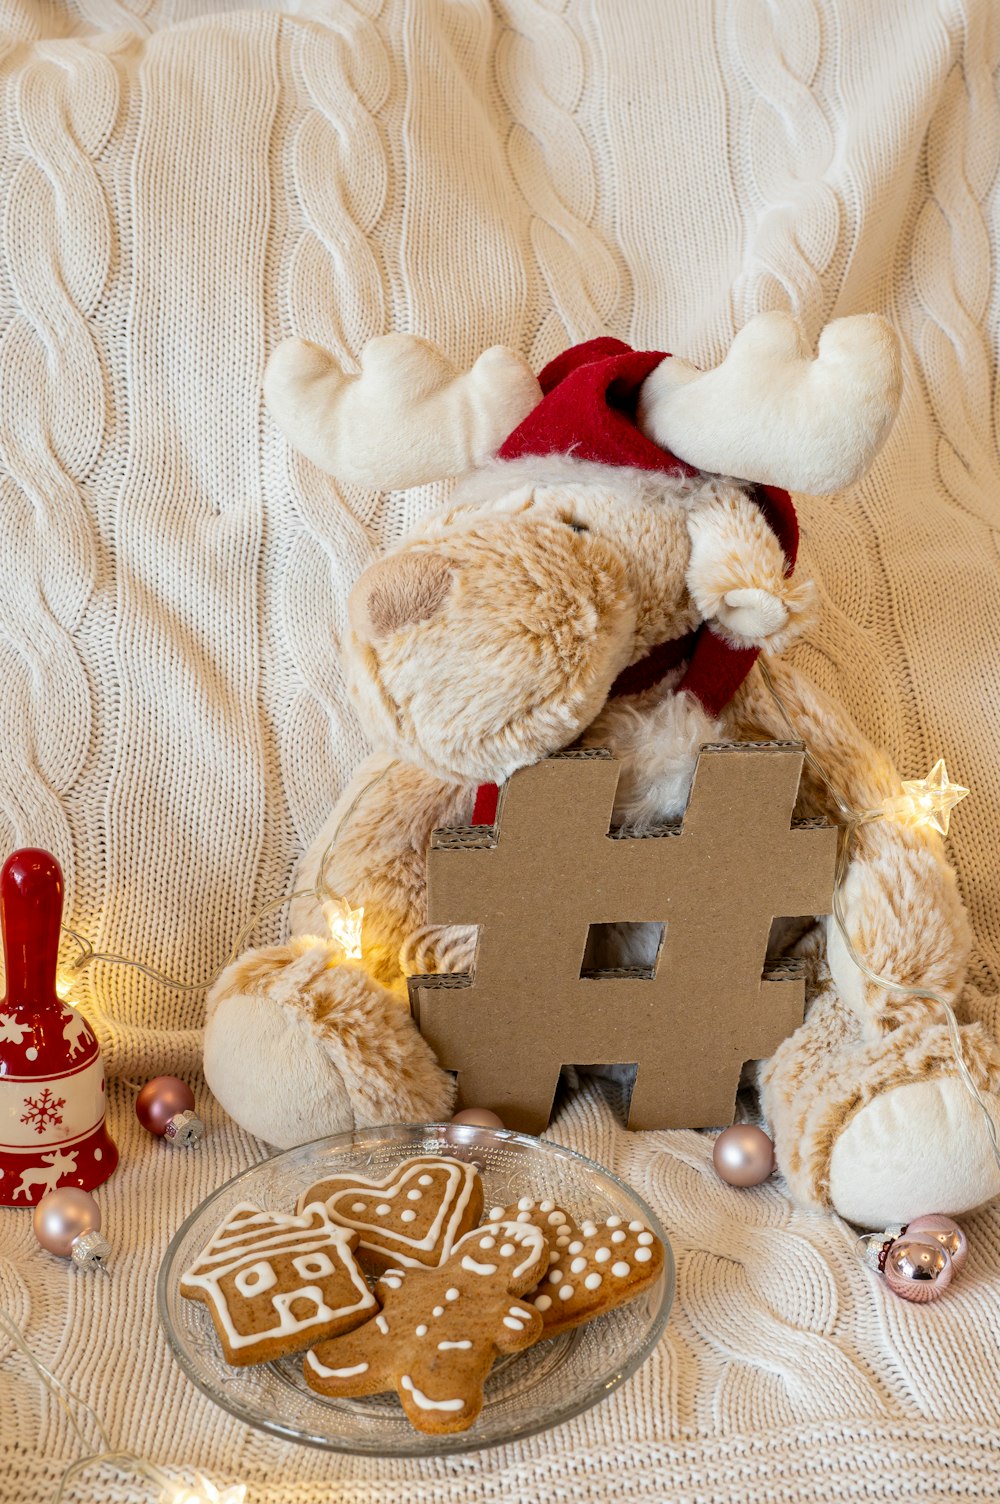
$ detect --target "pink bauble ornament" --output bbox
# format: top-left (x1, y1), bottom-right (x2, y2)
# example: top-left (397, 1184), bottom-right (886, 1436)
top-left (136, 1076), bottom-right (204, 1146)
top-left (712, 1124), bottom-right (775, 1186)
top-left (32, 1186), bottom-right (110, 1270)
top-left (883, 1238), bottom-right (953, 1303)
top-left (905, 1213), bottom-right (967, 1274)
top-left (450, 1108), bottom-right (504, 1129)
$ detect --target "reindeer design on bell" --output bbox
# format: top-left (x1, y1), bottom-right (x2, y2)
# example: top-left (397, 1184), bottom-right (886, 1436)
top-left (12, 1148), bottom-right (78, 1200)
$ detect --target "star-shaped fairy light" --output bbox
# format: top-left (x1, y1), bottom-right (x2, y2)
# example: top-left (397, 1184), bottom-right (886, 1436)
top-left (324, 895), bottom-right (365, 961)
top-left (884, 758), bottom-right (970, 836)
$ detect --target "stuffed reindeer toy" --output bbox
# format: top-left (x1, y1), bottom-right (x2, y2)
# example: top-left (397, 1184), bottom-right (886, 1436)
top-left (204, 314), bottom-right (1000, 1228)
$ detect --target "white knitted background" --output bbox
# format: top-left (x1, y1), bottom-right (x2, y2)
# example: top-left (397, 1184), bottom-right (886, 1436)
top-left (2, 1), bottom-right (1000, 1499)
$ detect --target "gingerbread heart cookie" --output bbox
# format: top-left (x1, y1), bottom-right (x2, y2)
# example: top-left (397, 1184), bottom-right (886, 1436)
top-left (304, 1217), bottom-right (549, 1434)
top-left (180, 1201), bottom-right (377, 1367)
top-left (486, 1197), bottom-right (664, 1338)
top-left (296, 1155), bottom-right (483, 1272)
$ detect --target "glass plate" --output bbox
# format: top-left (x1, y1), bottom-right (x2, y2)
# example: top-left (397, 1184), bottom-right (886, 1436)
top-left (157, 1122), bottom-right (674, 1457)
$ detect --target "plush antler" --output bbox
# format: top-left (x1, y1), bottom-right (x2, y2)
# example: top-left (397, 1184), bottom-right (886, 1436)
top-left (264, 334), bottom-right (541, 489)
top-left (636, 311), bottom-right (901, 494)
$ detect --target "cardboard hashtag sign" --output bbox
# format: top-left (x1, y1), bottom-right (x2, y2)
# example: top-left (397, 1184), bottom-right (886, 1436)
top-left (410, 743), bottom-right (837, 1134)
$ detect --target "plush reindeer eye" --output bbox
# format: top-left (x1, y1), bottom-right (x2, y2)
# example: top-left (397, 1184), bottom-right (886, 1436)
top-left (566, 520), bottom-right (589, 534)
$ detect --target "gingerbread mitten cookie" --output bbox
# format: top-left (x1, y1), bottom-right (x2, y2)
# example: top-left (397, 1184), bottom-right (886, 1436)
top-left (296, 1155), bottom-right (483, 1271)
top-left (488, 1198), bottom-right (664, 1338)
top-left (180, 1202), bottom-right (377, 1366)
top-left (304, 1219), bottom-right (549, 1433)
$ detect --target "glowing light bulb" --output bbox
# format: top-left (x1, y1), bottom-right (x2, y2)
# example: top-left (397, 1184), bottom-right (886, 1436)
top-left (882, 758), bottom-right (969, 836)
top-left (324, 896), bottom-right (364, 961)
top-left (160, 1476), bottom-right (247, 1504)
top-left (55, 971), bottom-right (74, 1002)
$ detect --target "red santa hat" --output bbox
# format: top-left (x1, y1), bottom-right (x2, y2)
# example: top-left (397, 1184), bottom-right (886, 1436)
top-left (495, 336), bottom-right (799, 721)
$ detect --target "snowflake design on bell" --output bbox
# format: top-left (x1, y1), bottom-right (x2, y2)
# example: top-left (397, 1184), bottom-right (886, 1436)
top-left (21, 1086), bottom-right (66, 1134)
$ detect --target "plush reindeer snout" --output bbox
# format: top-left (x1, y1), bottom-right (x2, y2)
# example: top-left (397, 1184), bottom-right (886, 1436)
top-left (348, 552), bottom-right (454, 640)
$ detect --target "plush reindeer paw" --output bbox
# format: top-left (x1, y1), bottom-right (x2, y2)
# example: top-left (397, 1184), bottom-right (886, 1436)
top-left (204, 937), bottom-right (455, 1148)
top-left (761, 982), bottom-right (1000, 1227)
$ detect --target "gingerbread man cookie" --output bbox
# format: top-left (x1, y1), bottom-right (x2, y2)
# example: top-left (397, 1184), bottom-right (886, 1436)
top-left (487, 1198), bottom-right (665, 1338)
top-left (296, 1154), bottom-right (483, 1272)
top-left (303, 1218), bottom-right (549, 1433)
top-left (180, 1201), bottom-right (377, 1366)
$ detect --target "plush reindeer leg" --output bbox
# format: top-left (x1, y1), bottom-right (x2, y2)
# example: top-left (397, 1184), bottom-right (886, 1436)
top-left (204, 754), bottom-right (476, 1148)
top-left (725, 660), bottom-right (1000, 1225)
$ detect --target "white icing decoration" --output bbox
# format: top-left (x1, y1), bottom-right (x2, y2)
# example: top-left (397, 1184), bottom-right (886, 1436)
top-left (293, 1252), bottom-right (335, 1280)
top-left (517, 1196), bottom-right (533, 1211)
top-left (585, 1272), bottom-right (602, 1290)
top-left (461, 1255), bottom-right (497, 1275)
top-left (415, 1324), bottom-right (428, 1336)
top-left (445, 1288), bottom-right (459, 1301)
top-left (488, 1207), bottom-right (503, 1220)
top-left (376, 1314), bottom-right (389, 1335)
top-left (547, 1211), bottom-right (565, 1226)
top-left (454, 1221), bottom-right (545, 1282)
top-left (180, 1202), bottom-right (374, 1352)
top-left (629, 1221), bottom-right (644, 1232)
top-left (606, 1215), bottom-right (622, 1228)
top-left (503, 1316), bottom-right (525, 1330)
top-left (612, 1261), bottom-right (630, 1277)
top-left (611, 1230), bottom-right (626, 1244)
top-left (383, 1277), bottom-right (402, 1289)
top-left (568, 1241), bottom-right (583, 1255)
top-left (548, 1270), bottom-right (561, 1285)
top-left (407, 1189), bottom-right (422, 1201)
top-left (638, 1232), bottom-right (653, 1246)
top-left (516, 1211), bottom-right (531, 1222)
top-left (401, 1375), bottom-right (464, 1413)
top-left (635, 1247), bottom-right (652, 1262)
top-left (438, 1339), bottom-right (472, 1350)
top-left (306, 1353), bottom-right (369, 1379)
top-left (556, 1235), bottom-right (571, 1248)
top-left (480, 1237), bottom-right (496, 1249)
top-left (582, 1222), bottom-right (597, 1237)
top-left (500, 1243), bottom-right (515, 1257)
top-left (534, 1294), bottom-right (552, 1311)
top-left (558, 1284), bottom-right (574, 1301)
top-left (234, 1260), bottom-right (277, 1297)
top-left (596, 1248), bottom-right (611, 1264)
top-left (539, 1199), bottom-right (554, 1212)
top-left (510, 1306), bottom-right (531, 1318)
top-left (548, 1251), bottom-right (559, 1264)
top-left (401, 1210), bottom-right (416, 1223)
top-left (300, 1158), bottom-right (477, 1267)
top-left (432, 1306), bottom-right (444, 1317)
top-left (570, 1257), bottom-right (586, 1274)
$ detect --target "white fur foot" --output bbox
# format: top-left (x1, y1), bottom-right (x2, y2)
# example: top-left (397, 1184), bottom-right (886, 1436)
top-left (828, 1075), bottom-right (1000, 1227)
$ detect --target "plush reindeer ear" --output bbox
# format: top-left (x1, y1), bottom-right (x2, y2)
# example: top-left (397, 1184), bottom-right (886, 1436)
top-left (265, 334), bottom-right (541, 489)
top-left (636, 311), bottom-right (902, 494)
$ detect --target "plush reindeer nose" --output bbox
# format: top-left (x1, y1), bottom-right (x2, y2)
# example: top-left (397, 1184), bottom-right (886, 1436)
top-left (348, 551), bottom-right (454, 640)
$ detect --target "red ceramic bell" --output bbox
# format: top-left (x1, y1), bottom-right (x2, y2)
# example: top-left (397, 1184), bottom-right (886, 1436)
top-left (0, 849), bottom-right (118, 1206)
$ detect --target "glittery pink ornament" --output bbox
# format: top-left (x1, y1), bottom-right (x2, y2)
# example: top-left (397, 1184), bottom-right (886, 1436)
top-left (135, 1076), bottom-right (204, 1145)
top-left (450, 1108), bottom-right (504, 1129)
top-left (32, 1186), bottom-right (110, 1270)
top-left (904, 1213), bottom-right (967, 1274)
top-left (883, 1238), bottom-right (953, 1303)
top-left (712, 1124), bottom-right (775, 1186)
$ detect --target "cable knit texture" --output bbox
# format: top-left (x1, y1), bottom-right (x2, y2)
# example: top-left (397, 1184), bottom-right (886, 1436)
top-left (2, 1), bottom-right (1000, 1499)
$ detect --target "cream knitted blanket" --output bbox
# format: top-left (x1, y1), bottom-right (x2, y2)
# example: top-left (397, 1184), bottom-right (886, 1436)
top-left (2, 1), bottom-right (1000, 1499)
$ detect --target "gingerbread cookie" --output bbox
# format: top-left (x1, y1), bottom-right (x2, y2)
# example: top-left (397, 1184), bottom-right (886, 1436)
top-left (304, 1218), bottom-right (549, 1434)
top-left (296, 1155), bottom-right (483, 1272)
top-left (180, 1201), bottom-right (377, 1367)
top-left (487, 1198), bottom-right (664, 1338)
